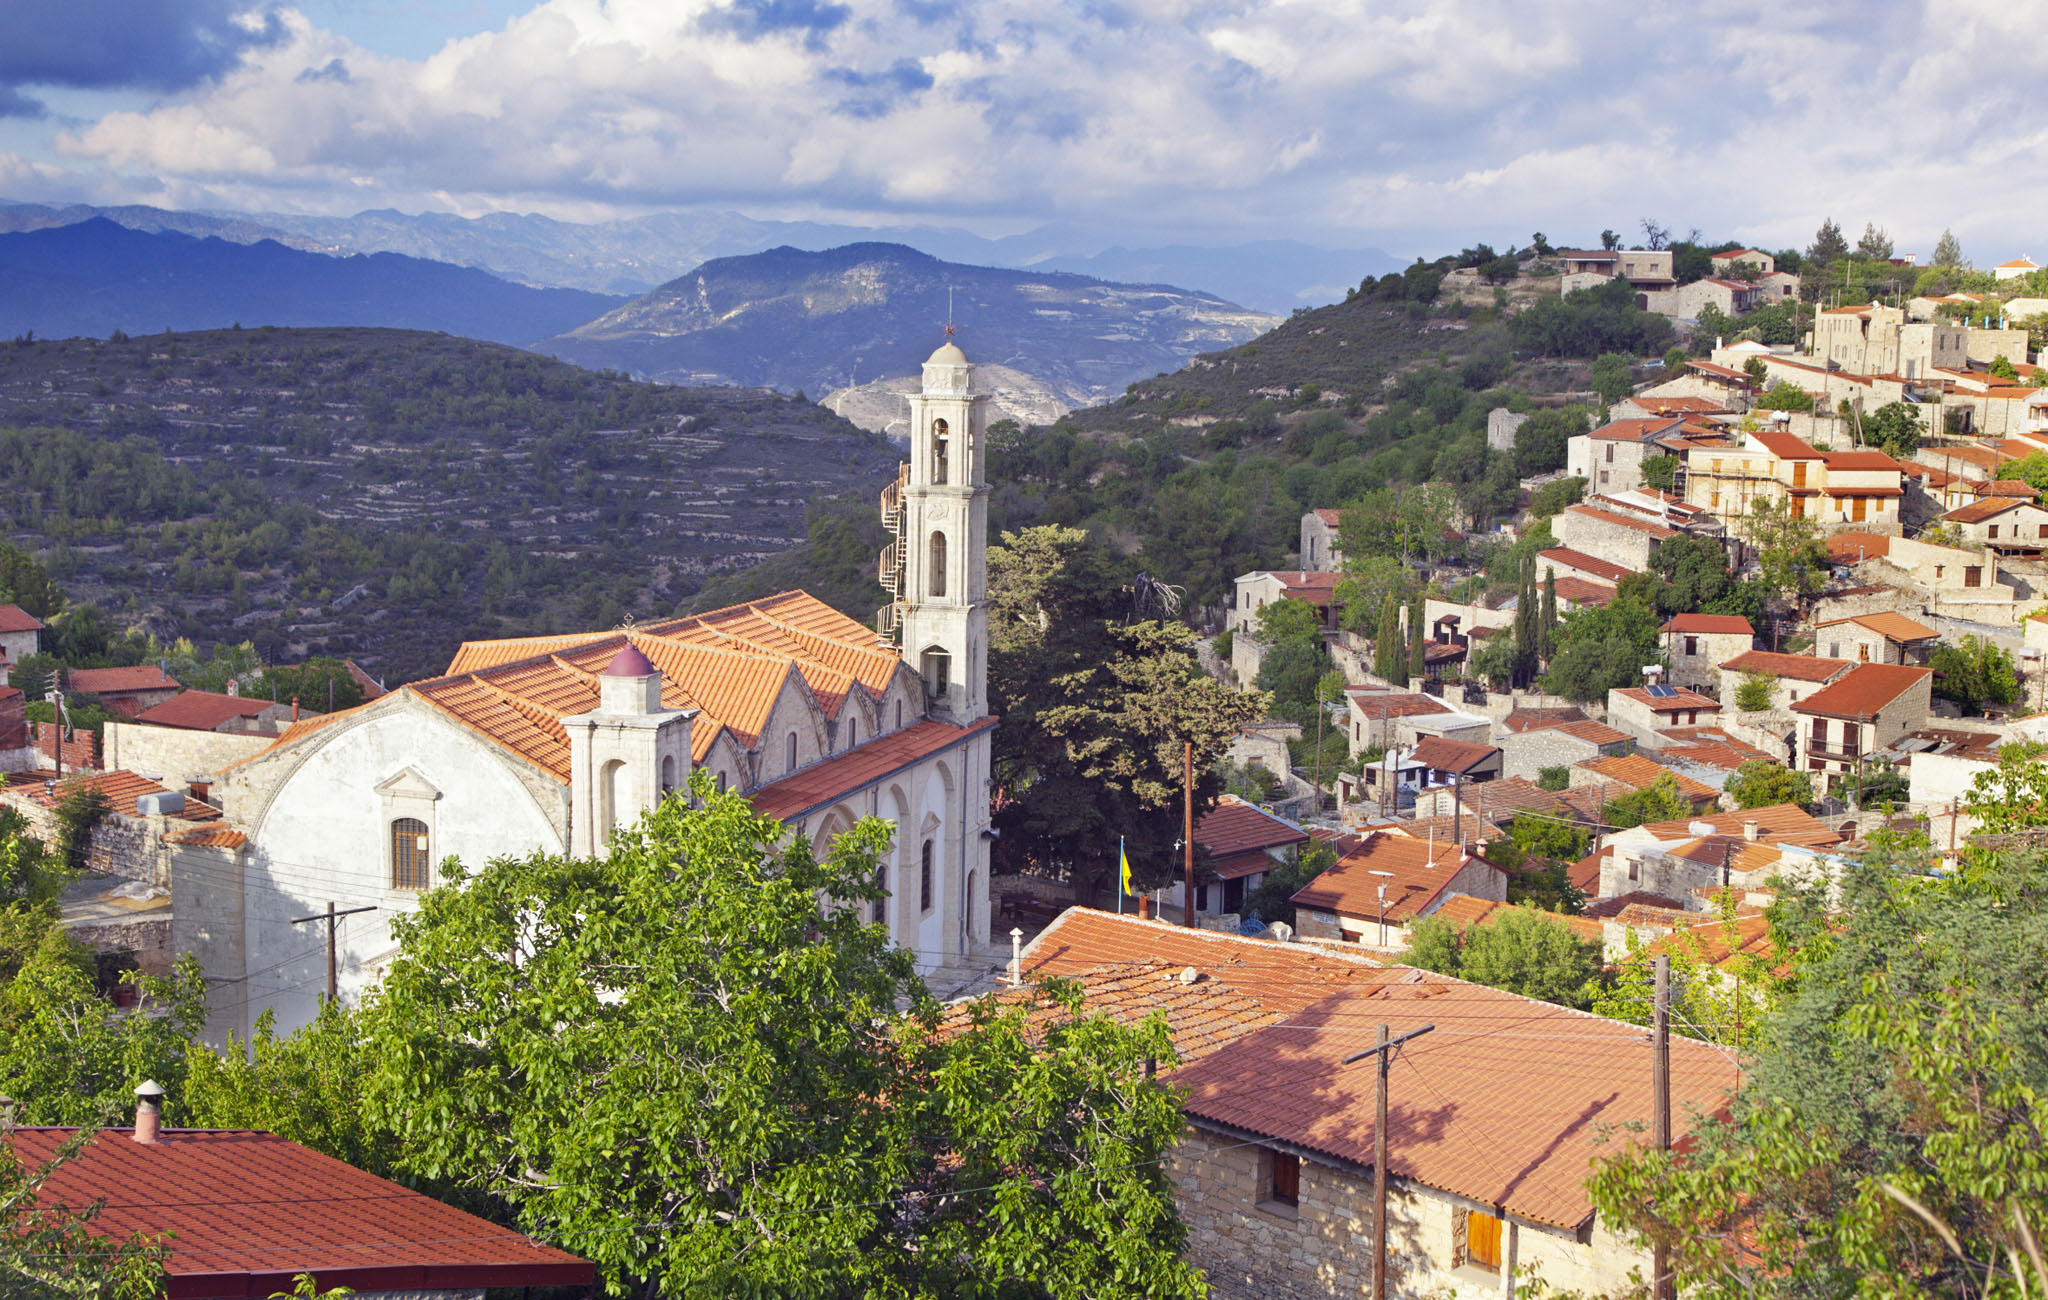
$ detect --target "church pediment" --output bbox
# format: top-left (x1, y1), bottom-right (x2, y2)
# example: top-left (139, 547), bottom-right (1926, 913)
top-left (374, 766), bottom-right (442, 801)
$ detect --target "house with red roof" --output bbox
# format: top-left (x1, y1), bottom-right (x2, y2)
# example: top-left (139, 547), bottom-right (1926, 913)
top-left (12, 1089), bottom-right (591, 1298)
top-left (0, 603), bottom-right (42, 676)
top-left (1814, 611), bottom-right (1939, 666)
top-left (1939, 495), bottom-right (2048, 553)
top-left (1565, 416), bottom-right (1686, 496)
top-left (1792, 663), bottom-right (1935, 781)
top-left (1495, 714), bottom-right (1634, 782)
top-left (1011, 908), bottom-right (1739, 1299)
top-left (1606, 684), bottom-right (1718, 746)
top-left (1994, 256), bottom-right (2039, 281)
top-left (1711, 248), bottom-right (1775, 275)
top-left (63, 665), bottom-right (182, 719)
top-left (1177, 795), bottom-right (1309, 919)
top-left (1660, 613), bottom-right (1754, 691)
top-left (1291, 830), bottom-right (1505, 948)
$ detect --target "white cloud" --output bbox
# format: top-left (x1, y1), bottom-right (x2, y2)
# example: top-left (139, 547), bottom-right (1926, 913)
top-left (19, 0), bottom-right (2048, 256)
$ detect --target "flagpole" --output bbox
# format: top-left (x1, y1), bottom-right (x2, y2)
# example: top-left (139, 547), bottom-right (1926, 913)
top-left (1117, 836), bottom-right (1125, 914)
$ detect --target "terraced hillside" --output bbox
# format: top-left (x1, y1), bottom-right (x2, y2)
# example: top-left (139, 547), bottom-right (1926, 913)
top-left (0, 327), bottom-right (899, 681)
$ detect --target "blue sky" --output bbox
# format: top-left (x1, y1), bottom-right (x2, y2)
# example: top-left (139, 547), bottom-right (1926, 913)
top-left (3, 0), bottom-right (2045, 262)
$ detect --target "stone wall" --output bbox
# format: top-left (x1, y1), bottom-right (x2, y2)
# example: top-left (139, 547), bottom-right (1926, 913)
top-left (1552, 506), bottom-right (1659, 571)
top-left (1496, 729), bottom-right (1604, 782)
top-left (69, 917), bottom-right (172, 977)
top-left (0, 789), bottom-right (169, 886)
top-left (103, 722), bottom-right (271, 787)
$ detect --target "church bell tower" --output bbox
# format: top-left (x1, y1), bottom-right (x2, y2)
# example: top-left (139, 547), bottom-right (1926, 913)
top-left (884, 337), bottom-right (989, 722)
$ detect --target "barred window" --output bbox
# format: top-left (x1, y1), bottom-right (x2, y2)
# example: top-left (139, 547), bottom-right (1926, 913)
top-left (392, 818), bottom-right (431, 890)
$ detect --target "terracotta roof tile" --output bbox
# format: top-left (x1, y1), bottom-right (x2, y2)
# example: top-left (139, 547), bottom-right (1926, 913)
top-left (1825, 531), bottom-right (1892, 561)
top-left (1553, 719), bottom-right (1632, 746)
top-left (1582, 889), bottom-right (1686, 919)
top-left (1431, 894), bottom-right (1605, 943)
top-left (1292, 831), bottom-right (1493, 922)
top-left (747, 718), bottom-right (996, 821)
top-left (1406, 736), bottom-right (1499, 775)
top-left (1501, 707), bottom-right (1589, 733)
top-left (1613, 686), bottom-right (1718, 712)
top-left (8, 769), bottom-right (220, 823)
top-left (1019, 910), bottom-right (1387, 1013)
top-left (1345, 691), bottom-right (1449, 720)
top-left (1720, 650), bottom-right (1853, 683)
top-left (1196, 796), bottom-right (1309, 859)
top-left (8, 1128), bottom-right (592, 1291)
top-left (1981, 479), bottom-right (2039, 497)
top-left (1171, 972), bottom-right (1741, 1229)
top-left (1942, 497), bottom-right (2025, 524)
top-left (1662, 738), bottom-right (1774, 771)
top-left (1791, 662), bottom-right (1932, 721)
top-left (1816, 611), bottom-right (1939, 643)
top-left (1587, 417), bottom-right (1686, 442)
top-left (1549, 576), bottom-right (1617, 607)
top-left (64, 665), bottom-right (178, 695)
top-left (0, 603), bottom-right (44, 633)
top-left (1662, 614), bottom-right (1754, 635)
top-left (942, 960), bottom-right (1282, 1064)
top-left (1751, 430), bottom-right (1823, 460)
top-left (1537, 547), bottom-right (1634, 584)
top-left (133, 691), bottom-right (281, 732)
top-left (1577, 753), bottom-right (1717, 803)
top-left (1638, 802), bottom-right (1842, 848)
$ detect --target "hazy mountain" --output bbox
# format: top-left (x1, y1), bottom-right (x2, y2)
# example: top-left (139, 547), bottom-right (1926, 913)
top-left (0, 218), bottom-right (624, 345)
top-left (0, 199), bottom-right (1400, 313)
top-left (540, 242), bottom-right (1278, 417)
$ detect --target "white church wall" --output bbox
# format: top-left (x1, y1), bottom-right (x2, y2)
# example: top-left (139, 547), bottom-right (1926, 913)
top-left (232, 704), bottom-right (567, 1037)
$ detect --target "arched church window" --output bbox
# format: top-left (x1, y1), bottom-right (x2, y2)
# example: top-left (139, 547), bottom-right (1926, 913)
top-left (660, 754), bottom-right (677, 795)
top-left (873, 863), bottom-right (889, 926)
top-left (921, 647), bottom-right (950, 699)
top-left (599, 759), bottom-right (626, 842)
top-left (895, 701), bottom-right (903, 730)
top-left (786, 731), bottom-right (799, 773)
top-left (929, 531), bottom-right (948, 598)
top-left (392, 818), bottom-right (431, 890)
top-left (920, 839), bottom-right (934, 913)
top-left (932, 418), bottom-right (949, 485)
top-left (848, 718), bottom-right (858, 747)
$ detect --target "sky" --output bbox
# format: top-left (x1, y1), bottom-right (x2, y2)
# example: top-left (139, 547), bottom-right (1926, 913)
top-left (2, 0), bottom-right (2045, 260)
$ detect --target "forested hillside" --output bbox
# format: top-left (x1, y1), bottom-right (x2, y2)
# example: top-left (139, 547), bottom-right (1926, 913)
top-left (0, 327), bottom-right (897, 681)
top-left (697, 249), bottom-right (1676, 615)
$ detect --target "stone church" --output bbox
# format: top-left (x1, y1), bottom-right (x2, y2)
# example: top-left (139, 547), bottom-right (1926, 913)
top-left (176, 341), bottom-right (998, 1042)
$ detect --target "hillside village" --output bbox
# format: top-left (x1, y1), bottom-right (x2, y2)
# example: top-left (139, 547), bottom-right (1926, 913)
top-left (3, 230), bottom-right (2048, 1298)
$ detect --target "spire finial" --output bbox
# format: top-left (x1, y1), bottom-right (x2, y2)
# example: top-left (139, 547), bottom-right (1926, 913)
top-left (945, 286), bottom-right (955, 339)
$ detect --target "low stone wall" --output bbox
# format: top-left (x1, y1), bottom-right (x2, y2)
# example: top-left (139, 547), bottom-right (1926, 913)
top-left (103, 722), bottom-right (270, 787)
top-left (69, 917), bottom-right (172, 977)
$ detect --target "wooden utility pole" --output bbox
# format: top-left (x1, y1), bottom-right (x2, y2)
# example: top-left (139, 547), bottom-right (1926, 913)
top-left (1342, 1022), bottom-right (1436, 1300)
top-left (290, 902), bottom-right (378, 1002)
top-left (1652, 953), bottom-right (1673, 1300)
top-left (1182, 740), bottom-right (1196, 928)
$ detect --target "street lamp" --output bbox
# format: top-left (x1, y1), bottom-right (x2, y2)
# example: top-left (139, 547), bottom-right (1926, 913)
top-left (1368, 870), bottom-right (1396, 947)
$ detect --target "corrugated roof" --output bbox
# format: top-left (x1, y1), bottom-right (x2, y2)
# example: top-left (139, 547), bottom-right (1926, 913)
top-left (1791, 663), bottom-right (1933, 721)
top-left (7, 1128), bottom-right (592, 1294)
top-left (1171, 970), bottom-right (1741, 1229)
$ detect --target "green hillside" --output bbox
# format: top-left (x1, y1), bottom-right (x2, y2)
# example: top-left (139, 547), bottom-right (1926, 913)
top-left (0, 327), bottom-right (897, 681)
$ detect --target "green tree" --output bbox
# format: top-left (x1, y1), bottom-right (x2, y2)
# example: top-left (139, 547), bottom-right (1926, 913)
top-left (1256, 639), bottom-right (1334, 730)
top-left (1601, 772), bottom-right (1694, 830)
top-left (1241, 840), bottom-right (1337, 928)
top-left (1752, 381), bottom-right (1815, 412)
top-left (183, 1001), bottom-right (393, 1175)
top-left (1468, 633), bottom-right (1516, 693)
top-left (1639, 453), bottom-right (1679, 491)
top-left (1743, 497), bottom-right (1830, 603)
top-left (1536, 765), bottom-right (1570, 792)
top-left (1806, 216), bottom-right (1849, 270)
top-left (0, 1129), bottom-right (167, 1298)
top-left (1734, 672), bottom-right (1778, 713)
top-left (1513, 409), bottom-right (1589, 476)
top-left (365, 778), bottom-right (1203, 1298)
top-left (1406, 599), bottom-right (1426, 682)
top-left (249, 658), bottom-right (367, 714)
top-left (1930, 634), bottom-right (2019, 714)
top-left (1405, 907), bottom-right (1607, 1009)
top-left (1587, 844), bottom-right (2048, 1296)
top-left (1254, 597), bottom-right (1323, 646)
top-left (1854, 223), bottom-right (1894, 262)
top-left (1508, 810), bottom-right (1589, 861)
top-left (0, 541), bottom-right (64, 621)
top-left (988, 527), bottom-right (1267, 895)
top-left (1726, 758), bottom-right (1813, 810)
top-left (1374, 592), bottom-right (1403, 682)
top-left (1863, 400), bottom-right (1923, 459)
top-left (1932, 228), bottom-right (1966, 269)
top-left (1589, 352), bottom-right (1635, 404)
top-left (1540, 585), bottom-right (1662, 704)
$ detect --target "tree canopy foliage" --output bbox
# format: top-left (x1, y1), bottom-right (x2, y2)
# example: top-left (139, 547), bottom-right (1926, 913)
top-left (1404, 907), bottom-right (1606, 1009)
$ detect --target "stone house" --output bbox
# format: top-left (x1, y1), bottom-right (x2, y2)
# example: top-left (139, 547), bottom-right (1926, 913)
top-left (1571, 752), bottom-right (1719, 815)
top-left (1994, 257), bottom-right (2040, 281)
top-left (132, 690), bottom-right (297, 736)
top-left (1292, 830), bottom-right (1505, 947)
top-left (1226, 720), bottom-right (1301, 793)
top-left (1406, 735), bottom-right (1503, 789)
top-left (1597, 804), bottom-right (1846, 897)
top-left (1343, 690), bottom-right (1477, 758)
top-left (1486, 407), bottom-right (1529, 453)
top-left (184, 341), bottom-right (1003, 1044)
top-left (0, 768), bottom-right (228, 889)
top-left (1713, 249), bottom-right (1775, 275)
top-left (1792, 663), bottom-right (1935, 783)
top-left (1012, 909), bottom-right (1741, 1300)
top-left (1659, 614), bottom-right (1755, 692)
top-left (1639, 362), bottom-right (1754, 410)
top-left (1719, 650), bottom-right (1855, 713)
top-left (1825, 530), bottom-right (2014, 624)
top-left (1641, 277), bottom-right (1761, 319)
top-left (1939, 497), bottom-right (2048, 554)
top-left (1758, 270), bottom-right (1802, 301)
top-left (1683, 428), bottom-right (1906, 534)
top-left (1551, 502), bottom-right (1678, 571)
top-left (1814, 612), bottom-right (1939, 666)
top-left (1495, 717), bottom-right (1633, 782)
top-left (1231, 569), bottom-right (1344, 685)
top-left (0, 603), bottom-right (42, 677)
top-left (1565, 417), bottom-right (1685, 496)
top-left (1535, 545), bottom-right (1634, 589)
top-left (63, 665), bottom-right (182, 720)
top-left (1605, 686), bottom-right (1718, 746)
top-left (1813, 303), bottom-right (1967, 379)
top-left (1299, 509), bottom-right (1344, 571)
top-left (1170, 796), bottom-right (1311, 919)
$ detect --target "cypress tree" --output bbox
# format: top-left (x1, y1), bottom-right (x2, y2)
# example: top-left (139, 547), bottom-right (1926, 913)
top-left (1408, 600), bottom-right (1427, 683)
top-left (1513, 564), bottom-right (1537, 688)
top-left (1539, 571), bottom-right (1558, 661)
top-left (1376, 593), bottom-right (1402, 682)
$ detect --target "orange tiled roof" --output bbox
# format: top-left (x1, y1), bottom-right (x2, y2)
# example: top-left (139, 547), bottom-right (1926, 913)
top-left (1587, 417), bottom-right (1686, 442)
top-left (1825, 531), bottom-right (1892, 562)
top-left (1431, 893), bottom-right (1605, 943)
top-left (133, 690), bottom-right (280, 732)
top-left (1501, 707), bottom-right (1589, 733)
top-left (1292, 831), bottom-right (1494, 922)
top-left (941, 960), bottom-right (1281, 1065)
top-left (1791, 663), bottom-right (1932, 722)
top-left (1171, 969), bottom-right (1741, 1229)
top-left (1196, 796), bottom-right (1309, 859)
top-left (1537, 547), bottom-right (1633, 584)
top-left (166, 825), bottom-right (248, 848)
top-left (1638, 802), bottom-right (1842, 848)
top-left (1816, 611), bottom-right (1938, 643)
top-left (1554, 719), bottom-right (1632, 746)
top-left (1751, 430), bottom-right (1823, 461)
top-left (64, 665), bottom-right (178, 695)
top-left (1577, 753), bottom-right (1717, 803)
top-left (1662, 738), bottom-right (1774, 771)
top-left (1721, 649), bottom-right (1853, 683)
top-left (1019, 909), bottom-right (1386, 1013)
top-left (6, 769), bottom-right (220, 823)
top-left (1345, 691), bottom-right (1450, 720)
top-left (747, 717), bottom-right (996, 821)
top-left (0, 604), bottom-right (43, 633)
top-left (1613, 686), bottom-right (1717, 712)
top-left (1942, 497), bottom-right (2028, 524)
top-left (1549, 576), bottom-right (1617, 607)
top-left (1662, 614), bottom-right (1753, 636)
top-left (1406, 735), bottom-right (1499, 775)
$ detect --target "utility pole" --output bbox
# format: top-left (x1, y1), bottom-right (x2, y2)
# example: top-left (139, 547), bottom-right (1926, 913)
top-left (1652, 953), bottom-right (1673, 1300)
top-left (1183, 740), bottom-right (1196, 928)
top-left (290, 902), bottom-right (377, 1003)
top-left (1343, 1022), bottom-right (1436, 1300)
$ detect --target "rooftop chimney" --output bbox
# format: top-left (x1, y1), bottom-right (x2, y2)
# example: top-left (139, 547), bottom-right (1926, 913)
top-left (131, 1079), bottom-right (164, 1145)
top-left (1743, 819), bottom-right (1761, 842)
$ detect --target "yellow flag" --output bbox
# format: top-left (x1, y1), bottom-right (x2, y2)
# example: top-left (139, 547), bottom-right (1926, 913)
top-left (1119, 839), bottom-right (1133, 895)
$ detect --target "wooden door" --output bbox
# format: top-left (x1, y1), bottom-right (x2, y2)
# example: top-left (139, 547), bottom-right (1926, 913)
top-left (1467, 1209), bottom-right (1503, 1270)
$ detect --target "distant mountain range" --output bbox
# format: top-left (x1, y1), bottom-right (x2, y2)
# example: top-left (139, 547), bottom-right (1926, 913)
top-left (539, 242), bottom-right (1277, 418)
top-left (0, 199), bottom-right (1398, 314)
top-left (0, 219), bottom-right (623, 346)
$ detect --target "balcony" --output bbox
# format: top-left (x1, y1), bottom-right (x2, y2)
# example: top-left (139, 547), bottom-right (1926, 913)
top-left (1805, 740), bottom-right (1865, 763)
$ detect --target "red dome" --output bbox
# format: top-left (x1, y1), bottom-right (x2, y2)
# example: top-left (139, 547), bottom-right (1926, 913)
top-left (604, 644), bottom-right (657, 677)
